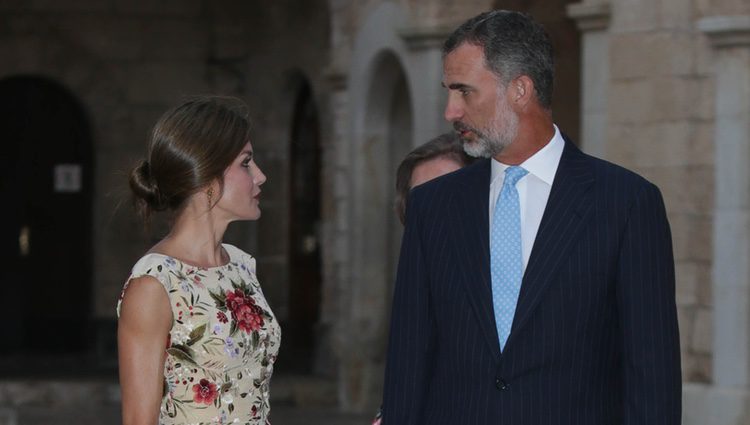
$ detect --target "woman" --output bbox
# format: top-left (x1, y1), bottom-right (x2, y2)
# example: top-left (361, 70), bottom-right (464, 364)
top-left (117, 96), bottom-right (280, 424)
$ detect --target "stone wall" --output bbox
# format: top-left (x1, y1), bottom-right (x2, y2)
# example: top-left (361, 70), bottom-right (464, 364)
top-left (605, 0), bottom-right (715, 383)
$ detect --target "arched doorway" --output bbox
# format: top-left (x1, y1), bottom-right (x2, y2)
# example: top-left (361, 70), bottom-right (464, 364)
top-left (361, 51), bottom-right (413, 297)
top-left (0, 76), bottom-right (93, 363)
top-left (344, 49), bottom-right (413, 409)
top-left (281, 79), bottom-right (323, 374)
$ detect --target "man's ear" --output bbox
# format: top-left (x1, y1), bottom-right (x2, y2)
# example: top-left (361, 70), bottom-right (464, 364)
top-left (510, 75), bottom-right (535, 108)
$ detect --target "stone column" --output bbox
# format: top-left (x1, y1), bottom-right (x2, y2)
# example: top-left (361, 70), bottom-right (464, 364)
top-left (686, 15), bottom-right (750, 425)
top-left (566, 2), bottom-right (610, 158)
top-left (398, 25), bottom-right (455, 145)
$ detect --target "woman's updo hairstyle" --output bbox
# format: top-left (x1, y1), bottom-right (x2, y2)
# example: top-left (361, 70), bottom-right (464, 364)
top-left (129, 96), bottom-right (251, 222)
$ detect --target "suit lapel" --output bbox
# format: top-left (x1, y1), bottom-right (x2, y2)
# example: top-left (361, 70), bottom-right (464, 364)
top-left (505, 139), bottom-right (596, 349)
top-left (450, 159), bottom-right (502, 360)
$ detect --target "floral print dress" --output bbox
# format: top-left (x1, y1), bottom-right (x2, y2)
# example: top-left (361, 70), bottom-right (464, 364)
top-left (117, 244), bottom-right (281, 425)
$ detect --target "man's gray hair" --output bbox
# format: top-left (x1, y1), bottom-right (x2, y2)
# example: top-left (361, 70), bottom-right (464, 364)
top-left (443, 10), bottom-right (555, 109)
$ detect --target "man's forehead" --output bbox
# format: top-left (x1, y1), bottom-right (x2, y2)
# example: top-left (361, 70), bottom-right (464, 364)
top-left (444, 44), bottom-right (487, 71)
top-left (442, 44), bottom-right (497, 85)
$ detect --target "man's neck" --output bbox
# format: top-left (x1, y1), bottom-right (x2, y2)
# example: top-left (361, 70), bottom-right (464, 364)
top-left (494, 116), bottom-right (555, 165)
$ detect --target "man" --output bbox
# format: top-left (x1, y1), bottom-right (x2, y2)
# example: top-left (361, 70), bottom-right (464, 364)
top-left (382, 10), bottom-right (681, 425)
top-left (395, 132), bottom-right (474, 225)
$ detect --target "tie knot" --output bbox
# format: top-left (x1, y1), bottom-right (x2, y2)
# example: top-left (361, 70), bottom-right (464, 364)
top-left (504, 166), bottom-right (528, 187)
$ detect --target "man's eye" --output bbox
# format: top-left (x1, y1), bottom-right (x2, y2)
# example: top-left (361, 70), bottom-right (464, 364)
top-left (460, 89), bottom-right (470, 96)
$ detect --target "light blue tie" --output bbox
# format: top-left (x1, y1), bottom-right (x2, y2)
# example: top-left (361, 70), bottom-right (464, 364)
top-left (491, 165), bottom-right (528, 352)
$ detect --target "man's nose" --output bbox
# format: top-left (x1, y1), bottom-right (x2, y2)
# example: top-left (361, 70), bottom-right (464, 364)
top-left (444, 97), bottom-right (463, 122)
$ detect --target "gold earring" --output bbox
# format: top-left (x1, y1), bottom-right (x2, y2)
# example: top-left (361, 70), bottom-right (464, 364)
top-left (206, 187), bottom-right (214, 208)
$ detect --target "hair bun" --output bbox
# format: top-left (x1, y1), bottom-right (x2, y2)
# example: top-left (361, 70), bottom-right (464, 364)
top-left (129, 159), bottom-right (167, 219)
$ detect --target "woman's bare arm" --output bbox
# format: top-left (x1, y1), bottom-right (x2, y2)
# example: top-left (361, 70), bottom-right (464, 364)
top-left (118, 276), bottom-right (172, 425)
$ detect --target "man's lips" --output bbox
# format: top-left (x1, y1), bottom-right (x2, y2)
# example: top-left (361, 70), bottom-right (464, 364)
top-left (454, 123), bottom-right (476, 139)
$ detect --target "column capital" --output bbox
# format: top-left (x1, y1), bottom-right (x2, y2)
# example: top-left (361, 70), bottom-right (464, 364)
top-left (566, 2), bottom-right (611, 32)
top-left (398, 25), bottom-right (454, 50)
top-left (698, 16), bottom-right (750, 49)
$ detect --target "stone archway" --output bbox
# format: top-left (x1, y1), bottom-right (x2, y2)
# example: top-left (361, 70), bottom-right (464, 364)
top-left (344, 48), bottom-right (414, 410)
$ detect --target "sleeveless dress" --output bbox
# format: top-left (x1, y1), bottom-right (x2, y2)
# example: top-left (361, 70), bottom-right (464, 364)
top-left (117, 244), bottom-right (281, 425)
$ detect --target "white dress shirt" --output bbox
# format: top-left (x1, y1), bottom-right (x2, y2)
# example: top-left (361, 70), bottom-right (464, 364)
top-left (489, 124), bottom-right (565, 272)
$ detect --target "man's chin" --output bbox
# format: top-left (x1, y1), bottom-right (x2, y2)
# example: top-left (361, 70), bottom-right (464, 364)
top-left (463, 140), bottom-right (492, 158)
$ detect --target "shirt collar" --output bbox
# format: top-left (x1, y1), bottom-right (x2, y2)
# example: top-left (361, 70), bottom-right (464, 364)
top-left (491, 124), bottom-right (564, 186)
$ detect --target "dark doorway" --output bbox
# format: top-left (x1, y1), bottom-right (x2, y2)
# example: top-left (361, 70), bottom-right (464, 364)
top-left (282, 80), bottom-right (322, 374)
top-left (0, 76), bottom-right (93, 365)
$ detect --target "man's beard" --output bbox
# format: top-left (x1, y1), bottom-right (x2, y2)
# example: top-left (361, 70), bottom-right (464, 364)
top-left (455, 97), bottom-right (519, 158)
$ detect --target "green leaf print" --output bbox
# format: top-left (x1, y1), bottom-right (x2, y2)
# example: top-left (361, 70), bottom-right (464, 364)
top-left (167, 344), bottom-right (198, 366)
top-left (187, 324), bottom-right (206, 346)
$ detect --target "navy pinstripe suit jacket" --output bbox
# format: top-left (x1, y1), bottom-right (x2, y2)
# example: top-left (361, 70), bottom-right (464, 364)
top-left (382, 139), bottom-right (681, 424)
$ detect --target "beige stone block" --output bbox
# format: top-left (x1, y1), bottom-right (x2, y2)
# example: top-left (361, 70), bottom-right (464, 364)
top-left (691, 353), bottom-right (712, 383)
top-left (606, 123), bottom-right (638, 165)
top-left (690, 121), bottom-right (715, 165)
top-left (680, 350), bottom-right (696, 382)
top-left (611, 0), bottom-right (659, 32)
top-left (691, 307), bottom-right (712, 354)
top-left (710, 0), bottom-right (750, 15)
top-left (676, 261), bottom-right (699, 306)
top-left (610, 33), bottom-right (694, 80)
top-left (694, 0), bottom-right (713, 19)
top-left (677, 305), bottom-right (695, 354)
top-left (696, 265), bottom-right (713, 307)
top-left (694, 35), bottom-right (716, 77)
top-left (408, 0), bottom-right (490, 26)
top-left (609, 79), bottom-right (651, 124)
top-left (651, 76), bottom-right (699, 122)
top-left (125, 62), bottom-right (210, 104)
top-left (692, 76), bottom-right (715, 121)
top-left (658, 0), bottom-right (693, 30)
top-left (631, 122), bottom-right (691, 168)
top-left (683, 351), bottom-right (712, 383)
top-left (677, 261), bottom-right (713, 306)
top-left (635, 165), bottom-right (713, 215)
top-left (668, 212), bottom-right (713, 262)
top-left (688, 214), bottom-right (713, 262)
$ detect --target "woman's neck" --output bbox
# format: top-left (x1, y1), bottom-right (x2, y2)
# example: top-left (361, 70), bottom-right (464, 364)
top-left (154, 201), bottom-right (230, 268)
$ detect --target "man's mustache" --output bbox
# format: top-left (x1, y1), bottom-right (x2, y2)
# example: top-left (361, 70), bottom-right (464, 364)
top-left (453, 122), bottom-right (473, 133)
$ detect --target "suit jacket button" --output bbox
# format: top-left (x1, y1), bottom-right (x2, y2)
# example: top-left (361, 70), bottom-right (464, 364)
top-left (495, 378), bottom-right (508, 391)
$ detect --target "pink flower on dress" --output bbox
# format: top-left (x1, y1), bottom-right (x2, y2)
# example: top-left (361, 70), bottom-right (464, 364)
top-left (192, 378), bottom-right (218, 405)
top-left (225, 289), bottom-right (246, 312)
top-left (235, 302), bottom-right (265, 333)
